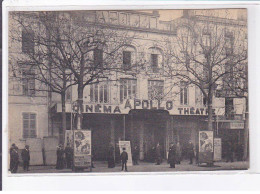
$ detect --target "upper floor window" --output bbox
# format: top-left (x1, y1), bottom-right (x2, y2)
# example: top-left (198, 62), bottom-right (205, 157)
top-left (148, 47), bottom-right (163, 73)
top-left (123, 51), bottom-right (131, 70)
top-left (90, 81), bottom-right (110, 103)
top-left (22, 68), bottom-right (35, 96)
top-left (148, 80), bottom-right (164, 100)
top-left (120, 79), bottom-right (137, 103)
top-left (202, 34), bottom-right (211, 48)
top-left (195, 86), bottom-right (207, 106)
top-left (23, 113), bottom-right (37, 138)
top-left (22, 30), bottom-right (35, 54)
top-left (93, 48), bottom-right (103, 69)
top-left (151, 54), bottom-right (159, 72)
top-left (180, 81), bottom-right (188, 105)
top-left (121, 45), bottom-right (136, 71)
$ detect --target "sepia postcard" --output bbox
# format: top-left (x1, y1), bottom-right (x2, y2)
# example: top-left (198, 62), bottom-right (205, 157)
top-left (7, 8), bottom-right (249, 174)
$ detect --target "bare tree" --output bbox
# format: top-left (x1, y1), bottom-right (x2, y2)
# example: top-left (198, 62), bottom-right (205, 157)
top-left (9, 12), bottom-right (78, 144)
top-left (163, 14), bottom-right (247, 131)
top-left (9, 11), bottom-right (138, 143)
top-left (221, 61), bottom-right (249, 160)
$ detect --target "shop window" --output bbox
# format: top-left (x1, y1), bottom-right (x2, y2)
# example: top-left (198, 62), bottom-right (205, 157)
top-left (123, 51), bottom-right (131, 70)
top-left (21, 68), bottom-right (35, 96)
top-left (120, 79), bottom-right (137, 103)
top-left (148, 80), bottom-right (164, 100)
top-left (23, 113), bottom-right (37, 138)
top-left (90, 81), bottom-right (109, 103)
top-left (180, 81), bottom-right (188, 105)
top-left (22, 30), bottom-right (35, 54)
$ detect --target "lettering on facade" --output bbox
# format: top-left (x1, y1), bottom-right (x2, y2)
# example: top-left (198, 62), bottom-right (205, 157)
top-left (79, 99), bottom-right (215, 115)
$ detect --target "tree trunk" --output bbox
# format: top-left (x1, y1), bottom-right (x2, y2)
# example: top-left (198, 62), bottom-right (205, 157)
top-left (207, 89), bottom-right (213, 131)
top-left (243, 97), bottom-right (249, 161)
top-left (77, 83), bottom-right (84, 130)
top-left (61, 92), bottom-right (66, 145)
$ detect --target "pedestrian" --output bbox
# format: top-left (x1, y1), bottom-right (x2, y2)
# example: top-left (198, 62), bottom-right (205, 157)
top-left (107, 144), bottom-right (115, 168)
top-left (187, 140), bottom-right (194, 164)
top-left (65, 143), bottom-right (73, 169)
top-left (21, 145), bottom-right (30, 171)
top-left (9, 144), bottom-right (16, 172)
top-left (120, 147), bottom-right (128, 172)
top-left (226, 142), bottom-right (234, 163)
top-left (155, 142), bottom-right (161, 165)
top-left (168, 143), bottom-right (176, 168)
top-left (132, 145), bottom-right (139, 165)
top-left (56, 144), bottom-right (65, 170)
top-left (195, 144), bottom-right (199, 164)
top-left (175, 142), bottom-right (182, 164)
top-left (10, 144), bottom-right (19, 173)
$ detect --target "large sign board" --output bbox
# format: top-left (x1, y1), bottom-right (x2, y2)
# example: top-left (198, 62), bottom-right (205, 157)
top-left (73, 130), bottom-right (91, 168)
top-left (214, 138), bottom-right (222, 161)
top-left (57, 99), bottom-right (225, 116)
top-left (199, 131), bottom-right (214, 164)
top-left (118, 141), bottom-right (133, 166)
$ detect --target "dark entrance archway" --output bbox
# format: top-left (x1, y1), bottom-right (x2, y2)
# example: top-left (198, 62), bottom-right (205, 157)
top-left (128, 109), bottom-right (170, 162)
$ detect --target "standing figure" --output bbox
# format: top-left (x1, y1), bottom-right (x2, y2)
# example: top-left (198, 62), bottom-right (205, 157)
top-left (155, 143), bottom-right (161, 165)
top-left (65, 143), bottom-right (73, 169)
top-left (195, 144), bottom-right (199, 164)
top-left (21, 145), bottom-right (30, 171)
top-left (168, 143), bottom-right (176, 168)
top-left (10, 144), bottom-right (19, 173)
top-left (9, 144), bottom-right (16, 172)
top-left (175, 142), bottom-right (182, 164)
top-left (226, 142), bottom-right (234, 163)
top-left (120, 147), bottom-right (128, 172)
top-left (56, 144), bottom-right (65, 170)
top-left (107, 144), bottom-right (115, 168)
top-left (187, 140), bottom-right (194, 164)
top-left (132, 145), bottom-right (139, 165)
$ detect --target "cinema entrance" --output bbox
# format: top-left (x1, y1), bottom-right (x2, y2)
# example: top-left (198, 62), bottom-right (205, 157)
top-left (126, 110), bottom-right (173, 162)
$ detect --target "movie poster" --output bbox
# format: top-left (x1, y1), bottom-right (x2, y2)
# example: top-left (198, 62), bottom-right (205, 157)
top-left (73, 130), bottom-right (91, 168)
top-left (199, 131), bottom-right (214, 163)
top-left (118, 141), bottom-right (133, 166)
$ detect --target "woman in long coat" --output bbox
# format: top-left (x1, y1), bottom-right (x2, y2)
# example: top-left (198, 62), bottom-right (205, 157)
top-left (56, 145), bottom-right (65, 170)
top-left (168, 143), bottom-right (176, 168)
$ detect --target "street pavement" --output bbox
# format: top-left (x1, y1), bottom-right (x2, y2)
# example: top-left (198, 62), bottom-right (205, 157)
top-left (13, 160), bottom-right (249, 174)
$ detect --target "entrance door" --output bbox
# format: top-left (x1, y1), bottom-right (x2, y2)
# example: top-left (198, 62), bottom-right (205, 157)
top-left (143, 120), bottom-right (166, 162)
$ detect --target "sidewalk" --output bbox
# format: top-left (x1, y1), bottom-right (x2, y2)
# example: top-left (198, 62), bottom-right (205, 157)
top-left (14, 160), bottom-right (249, 174)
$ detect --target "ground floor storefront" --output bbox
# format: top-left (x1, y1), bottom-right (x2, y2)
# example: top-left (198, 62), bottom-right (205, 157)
top-left (52, 110), bottom-right (208, 162)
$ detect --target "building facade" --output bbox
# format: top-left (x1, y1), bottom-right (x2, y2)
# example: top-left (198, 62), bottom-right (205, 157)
top-left (8, 10), bottom-right (247, 164)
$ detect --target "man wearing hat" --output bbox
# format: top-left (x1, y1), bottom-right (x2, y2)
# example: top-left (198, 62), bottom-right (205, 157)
top-left (21, 145), bottom-right (30, 171)
top-left (10, 143), bottom-right (19, 173)
top-left (120, 147), bottom-right (128, 172)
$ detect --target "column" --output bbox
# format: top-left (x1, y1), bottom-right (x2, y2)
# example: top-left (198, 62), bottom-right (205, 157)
top-left (139, 122), bottom-right (144, 160)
